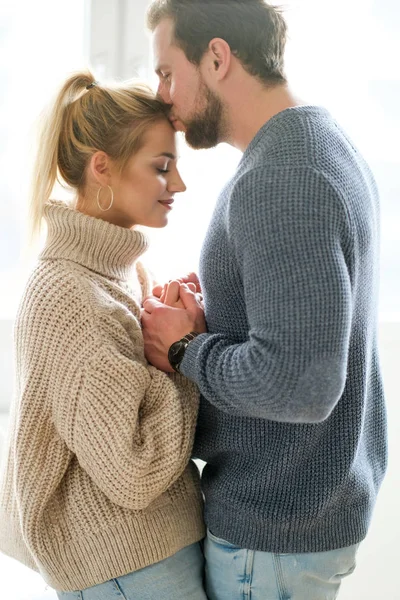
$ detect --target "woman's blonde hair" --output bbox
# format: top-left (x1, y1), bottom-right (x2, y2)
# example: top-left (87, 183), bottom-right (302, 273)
top-left (30, 70), bottom-right (169, 239)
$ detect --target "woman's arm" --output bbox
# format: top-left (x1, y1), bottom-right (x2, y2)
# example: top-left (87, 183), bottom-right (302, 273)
top-left (44, 271), bottom-right (199, 511)
top-left (53, 340), bottom-right (198, 511)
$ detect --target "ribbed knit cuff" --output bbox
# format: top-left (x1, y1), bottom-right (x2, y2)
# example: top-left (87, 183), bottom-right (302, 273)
top-left (179, 334), bottom-right (208, 384)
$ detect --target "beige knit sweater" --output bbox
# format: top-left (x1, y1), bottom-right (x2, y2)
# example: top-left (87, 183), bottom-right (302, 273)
top-left (0, 201), bottom-right (204, 591)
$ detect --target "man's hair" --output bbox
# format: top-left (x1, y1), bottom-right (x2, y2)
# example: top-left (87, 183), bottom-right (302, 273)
top-left (147, 0), bottom-right (287, 86)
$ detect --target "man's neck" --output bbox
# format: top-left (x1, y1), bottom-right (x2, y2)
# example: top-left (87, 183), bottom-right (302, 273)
top-left (225, 83), bottom-right (306, 152)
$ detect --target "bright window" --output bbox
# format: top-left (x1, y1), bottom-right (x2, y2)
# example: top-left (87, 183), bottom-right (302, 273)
top-left (0, 0), bottom-right (398, 320)
top-left (0, 0), bottom-right (87, 318)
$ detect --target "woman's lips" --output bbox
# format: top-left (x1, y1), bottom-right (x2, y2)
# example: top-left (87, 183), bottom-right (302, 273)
top-left (158, 199), bottom-right (174, 210)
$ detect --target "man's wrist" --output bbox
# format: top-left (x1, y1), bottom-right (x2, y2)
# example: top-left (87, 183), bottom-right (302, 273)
top-left (168, 331), bottom-right (200, 373)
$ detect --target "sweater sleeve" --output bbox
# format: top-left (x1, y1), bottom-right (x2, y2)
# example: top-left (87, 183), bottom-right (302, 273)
top-left (68, 347), bottom-right (198, 510)
top-left (180, 166), bottom-right (353, 423)
top-left (49, 281), bottom-right (199, 511)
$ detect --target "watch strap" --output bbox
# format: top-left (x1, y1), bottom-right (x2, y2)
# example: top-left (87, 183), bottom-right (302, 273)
top-left (181, 331), bottom-right (199, 344)
top-left (168, 331), bottom-right (199, 372)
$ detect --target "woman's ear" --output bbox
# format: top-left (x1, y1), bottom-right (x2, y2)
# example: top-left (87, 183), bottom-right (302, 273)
top-left (88, 151), bottom-right (112, 186)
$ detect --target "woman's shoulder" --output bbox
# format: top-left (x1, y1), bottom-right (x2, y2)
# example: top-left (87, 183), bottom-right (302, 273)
top-left (16, 258), bottom-right (143, 354)
top-left (14, 259), bottom-right (106, 351)
top-left (19, 259), bottom-right (93, 315)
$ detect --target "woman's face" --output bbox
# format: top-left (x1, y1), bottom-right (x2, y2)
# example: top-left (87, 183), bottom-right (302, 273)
top-left (106, 119), bottom-right (186, 229)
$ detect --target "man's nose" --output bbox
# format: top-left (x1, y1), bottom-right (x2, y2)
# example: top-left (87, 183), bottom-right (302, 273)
top-left (157, 81), bottom-right (171, 104)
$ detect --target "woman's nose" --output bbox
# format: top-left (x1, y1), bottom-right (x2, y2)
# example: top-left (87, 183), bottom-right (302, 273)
top-left (169, 170), bottom-right (186, 194)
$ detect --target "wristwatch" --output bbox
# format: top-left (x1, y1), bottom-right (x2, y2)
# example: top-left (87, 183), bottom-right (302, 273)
top-left (168, 331), bottom-right (199, 373)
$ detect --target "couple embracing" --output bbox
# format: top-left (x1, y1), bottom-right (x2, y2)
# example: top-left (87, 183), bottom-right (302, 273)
top-left (0, 2), bottom-right (386, 599)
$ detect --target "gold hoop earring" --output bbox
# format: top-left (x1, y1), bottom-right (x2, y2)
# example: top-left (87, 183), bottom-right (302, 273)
top-left (96, 185), bottom-right (114, 212)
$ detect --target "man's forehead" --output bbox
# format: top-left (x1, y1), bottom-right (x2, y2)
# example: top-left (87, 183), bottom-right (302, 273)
top-left (152, 18), bottom-right (175, 56)
top-left (153, 20), bottom-right (182, 73)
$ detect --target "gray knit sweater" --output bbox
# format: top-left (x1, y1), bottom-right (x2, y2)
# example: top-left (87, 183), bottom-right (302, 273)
top-left (181, 106), bottom-right (388, 553)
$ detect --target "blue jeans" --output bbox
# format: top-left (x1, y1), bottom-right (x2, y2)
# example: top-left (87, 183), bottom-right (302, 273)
top-left (205, 530), bottom-right (359, 600)
top-left (57, 542), bottom-right (207, 599)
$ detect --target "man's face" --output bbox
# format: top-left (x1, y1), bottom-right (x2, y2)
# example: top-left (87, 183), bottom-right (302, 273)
top-left (152, 18), bottom-right (226, 149)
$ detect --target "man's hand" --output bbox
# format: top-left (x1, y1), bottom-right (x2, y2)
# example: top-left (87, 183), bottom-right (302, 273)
top-left (142, 283), bottom-right (207, 372)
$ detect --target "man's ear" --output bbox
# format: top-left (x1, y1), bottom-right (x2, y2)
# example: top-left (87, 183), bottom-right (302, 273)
top-left (207, 38), bottom-right (231, 80)
top-left (88, 151), bottom-right (113, 186)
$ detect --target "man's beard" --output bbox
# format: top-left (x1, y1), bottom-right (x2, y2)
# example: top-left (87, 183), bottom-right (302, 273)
top-left (184, 85), bottom-right (227, 150)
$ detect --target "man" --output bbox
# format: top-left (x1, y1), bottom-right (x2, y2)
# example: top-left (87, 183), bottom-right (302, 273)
top-left (142, 1), bottom-right (387, 599)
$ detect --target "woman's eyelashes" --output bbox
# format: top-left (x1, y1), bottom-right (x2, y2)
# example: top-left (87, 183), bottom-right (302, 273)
top-left (155, 161), bottom-right (171, 174)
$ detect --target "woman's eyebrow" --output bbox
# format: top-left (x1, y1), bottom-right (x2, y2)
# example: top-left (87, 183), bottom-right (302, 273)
top-left (154, 152), bottom-right (176, 160)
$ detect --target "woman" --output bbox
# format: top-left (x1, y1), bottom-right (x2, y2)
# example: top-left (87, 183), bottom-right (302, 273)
top-left (0, 72), bottom-right (206, 599)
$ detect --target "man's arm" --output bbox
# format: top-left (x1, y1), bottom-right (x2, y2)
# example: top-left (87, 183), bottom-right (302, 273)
top-left (143, 166), bottom-right (353, 423)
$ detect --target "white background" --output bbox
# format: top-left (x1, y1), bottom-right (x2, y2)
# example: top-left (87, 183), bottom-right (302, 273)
top-left (0, 1), bottom-right (398, 598)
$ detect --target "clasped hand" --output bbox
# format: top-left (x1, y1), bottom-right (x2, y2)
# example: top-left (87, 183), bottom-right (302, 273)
top-left (141, 272), bottom-right (207, 372)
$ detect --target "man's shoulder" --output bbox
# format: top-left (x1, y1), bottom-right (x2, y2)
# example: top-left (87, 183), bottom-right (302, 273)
top-left (237, 105), bottom-right (361, 174)
top-left (230, 163), bottom-right (333, 198)
top-left (226, 105), bottom-right (375, 209)
top-left (224, 162), bottom-right (354, 250)
top-left (241, 106), bottom-right (330, 164)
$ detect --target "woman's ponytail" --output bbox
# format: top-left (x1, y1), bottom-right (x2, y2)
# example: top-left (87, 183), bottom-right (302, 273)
top-left (29, 71), bottom-right (95, 240)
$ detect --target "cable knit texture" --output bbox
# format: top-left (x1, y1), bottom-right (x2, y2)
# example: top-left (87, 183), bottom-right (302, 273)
top-left (181, 106), bottom-right (387, 553)
top-left (0, 201), bottom-right (204, 591)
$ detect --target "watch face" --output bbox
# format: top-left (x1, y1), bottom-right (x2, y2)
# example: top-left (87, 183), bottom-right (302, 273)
top-left (168, 340), bottom-right (187, 370)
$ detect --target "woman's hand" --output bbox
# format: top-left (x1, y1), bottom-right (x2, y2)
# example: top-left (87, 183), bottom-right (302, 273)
top-left (153, 272), bottom-right (202, 302)
top-left (160, 280), bottom-right (202, 309)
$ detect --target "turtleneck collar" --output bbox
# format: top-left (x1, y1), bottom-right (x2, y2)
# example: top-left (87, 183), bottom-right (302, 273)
top-left (40, 201), bottom-right (149, 281)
